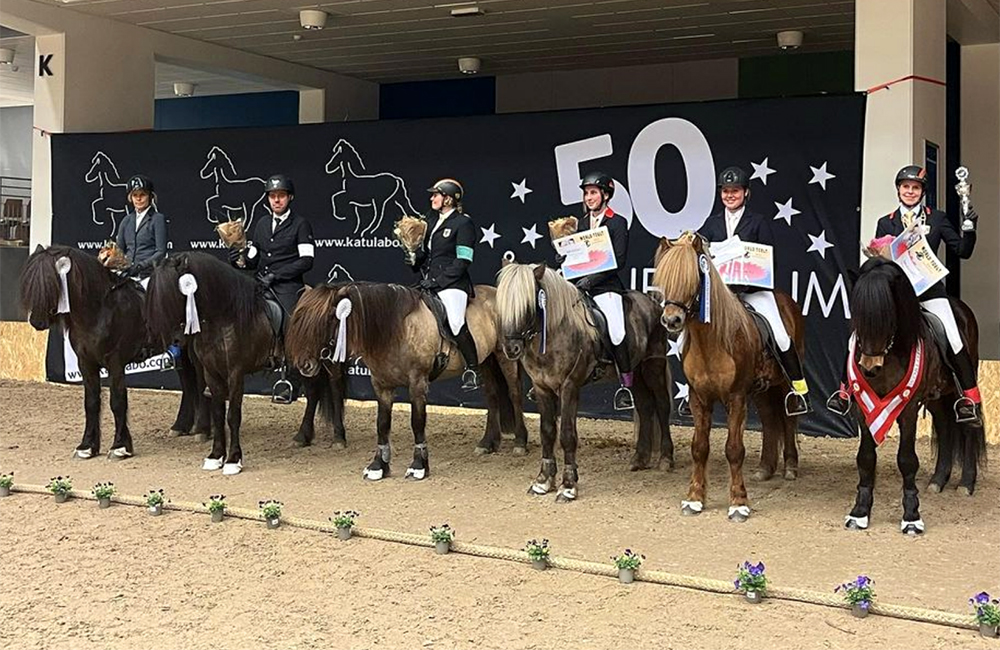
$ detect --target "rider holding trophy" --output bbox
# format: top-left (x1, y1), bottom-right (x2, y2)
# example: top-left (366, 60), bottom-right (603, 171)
top-left (827, 165), bottom-right (983, 425)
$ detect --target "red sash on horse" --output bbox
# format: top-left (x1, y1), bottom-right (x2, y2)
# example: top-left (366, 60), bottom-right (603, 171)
top-left (846, 335), bottom-right (925, 446)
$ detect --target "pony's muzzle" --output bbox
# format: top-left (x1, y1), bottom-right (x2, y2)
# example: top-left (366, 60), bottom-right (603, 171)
top-left (661, 310), bottom-right (684, 333)
top-left (858, 354), bottom-right (884, 375)
top-left (503, 339), bottom-right (524, 361)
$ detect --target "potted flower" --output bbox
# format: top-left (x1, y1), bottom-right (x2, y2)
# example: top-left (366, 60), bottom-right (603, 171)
top-left (970, 592), bottom-right (1000, 638)
top-left (259, 499), bottom-right (283, 529)
top-left (430, 524), bottom-right (454, 554)
top-left (47, 476), bottom-right (72, 503)
top-left (330, 510), bottom-right (359, 541)
top-left (836, 575), bottom-right (876, 618)
top-left (92, 482), bottom-right (116, 509)
top-left (146, 489), bottom-right (167, 516)
top-left (0, 472), bottom-right (12, 498)
top-left (612, 549), bottom-right (645, 584)
top-left (735, 561), bottom-right (768, 603)
top-left (204, 494), bottom-right (226, 523)
top-left (524, 539), bottom-right (551, 571)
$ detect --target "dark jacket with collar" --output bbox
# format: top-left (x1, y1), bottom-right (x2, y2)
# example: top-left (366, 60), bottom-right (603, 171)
top-left (245, 211), bottom-right (315, 298)
top-left (116, 209), bottom-right (167, 277)
top-left (412, 209), bottom-right (476, 296)
top-left (565, 207), bottom-right (628, 295)
top-left (697, 208), bottom-right (773, 294)
top-left (875, 205), bottom-right (975, 300)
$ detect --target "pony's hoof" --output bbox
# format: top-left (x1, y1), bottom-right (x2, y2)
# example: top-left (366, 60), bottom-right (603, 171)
top-left (202, 457), bottom-right (224, 471)
top-left (844, 515), bottom-right (869, 530)
top-left (474, 446), bottom-right (491, 456)
top-left (727, 505), bottom-right (751, 523)
top-left (169, 428), bottom-right (190, 437)
top-left (554, 487), bottom-right (577, 503)
top-left (680, 500), bottom-right (703, 516)
top-left (107, 447), bottom-right (132, 461)
top-left (222, 460), bottom-right (243, 476)
top-left (73, 448), bottom-right (94, 460)
top-left (196, 433), bottom-right (211, 443)
top-left (783, 468), bottom-right (798, 481)
top-left (331, 441), bottom-right (347, 451)
top-left (957, 485), bottom-right (974, 497)
top-left (927, 482), bottom-right (943, 494)
top-left (901, 519), bottom-right (925, 536)
top-left (512, 446), bottom-right (528, 457)
top-left (528, 481), bottom-right (551, 496)
top-left (293, 437), bottom-right (311, 448)
top-left (629, 454), bottom-right (652, 472)
top-left (752, 468), bottom-right (774, 482)
top-left (362, 467), bottom-right (386, 481)
top-left (404, 466), bottom-right (427, 480)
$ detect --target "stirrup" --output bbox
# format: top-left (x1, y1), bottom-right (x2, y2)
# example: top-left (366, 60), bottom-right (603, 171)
top-left (526, 386), bottom-right (537, 403)
top-left (784, 391), bottom-right (810, 417)
top-left (461, 368), bottom-right (481, 391)
top-left (677, 398), bottom-right (692, 417)
top-left (825, 390), bottom-right (851, 417)
top-left (613, 386), bottom-right (634, 411)
top-left (161, 352), bottom-right (177, 372)
top-left (271, 379), bottom-right (294, 404)
top-left (953, 396), bottom-right (981, 425)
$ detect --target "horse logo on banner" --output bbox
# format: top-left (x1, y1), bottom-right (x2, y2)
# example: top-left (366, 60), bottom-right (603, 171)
top-left (325, 138), bottom-right (418, 238)
top-left (199, 146), bottom-right (268, 231)
top-left (327, 263), bottom-right (354, 283)
top-left (84, 152), bottom-right (157, 238)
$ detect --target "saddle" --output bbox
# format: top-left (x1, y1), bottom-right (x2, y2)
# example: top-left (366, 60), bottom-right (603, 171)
top-left (579, 291), bottom-right (616, 366)
top-left (740, 302), bottom-right (780, 391)
top-left (263, 296), bottom-right (286, 339)
top-left (418, 290), bottom-right (459, 382)
top-left (921, 310), bottom-right (957, 377)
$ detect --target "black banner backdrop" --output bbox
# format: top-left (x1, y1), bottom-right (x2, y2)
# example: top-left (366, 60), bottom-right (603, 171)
top-left (50, 94), bottom-right (864, 437)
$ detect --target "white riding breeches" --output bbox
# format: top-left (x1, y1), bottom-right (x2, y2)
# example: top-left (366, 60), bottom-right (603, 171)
top-left (743, 291), bottom-right (791, 352)
top-left (921, 297), bottom-right (964, 354)
top-left (438, 288), bottom-right (468, 336)
top-left (594, 291), bottom-right (626, 346)
top-left (139, 277), bottom-right (150, 290)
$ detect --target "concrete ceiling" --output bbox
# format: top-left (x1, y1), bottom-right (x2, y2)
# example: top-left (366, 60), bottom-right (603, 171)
top-left (31, 0), bottom-right (857, 83)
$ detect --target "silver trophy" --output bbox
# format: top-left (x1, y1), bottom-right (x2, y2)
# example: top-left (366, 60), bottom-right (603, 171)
top-left (955, 166), bottom-right (975, 232)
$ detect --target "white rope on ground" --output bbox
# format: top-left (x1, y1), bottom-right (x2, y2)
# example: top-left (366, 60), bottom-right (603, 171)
top-left (5, 484), bottom-right (978, 631)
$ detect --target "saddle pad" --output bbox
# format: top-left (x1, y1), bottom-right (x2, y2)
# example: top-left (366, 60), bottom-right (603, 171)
top-left (263, 297), bottom-right (284, 338)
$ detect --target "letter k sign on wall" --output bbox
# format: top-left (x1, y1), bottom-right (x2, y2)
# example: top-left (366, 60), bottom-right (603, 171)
top-left (39, 53), bottom-right (54, 77)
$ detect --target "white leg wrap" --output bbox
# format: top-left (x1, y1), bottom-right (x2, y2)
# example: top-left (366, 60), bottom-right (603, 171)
top-left (222, 460), bottom-right (243, 476)
top-left (405, 467), bottom-right (426, 480)
top-left (557, 486), bottom-right (577, 501)
top-left (901, 518), bottom-right (925, 533)
top-left (728, 505), bottom-right (751, 518)
top-left (844, 514), bottom-right (869, 529)
top-left (681, 500), bottom-right (704, 513)
top-left (362, 467), bottom-right (384, 481)
top-left (73, 448), bottom-right (93, 459)
top-left (202, 457), bottom-right (224, 471)
top-left (108, 447), bottom-right (132, 460)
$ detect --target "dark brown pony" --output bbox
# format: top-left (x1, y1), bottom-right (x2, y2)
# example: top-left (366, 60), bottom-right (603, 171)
top-left (495, 262), bottom-right (673, 502)
top-left (652, 233), bottom-right (803, 522)
top-left (18, 245), bottom-right (204, 459)
top-left (846, 257), bottom-right (985, 534)
top-left (286, 281), bottom-right (528, 481)
top-left (146, 252), bottom-right (335, 475)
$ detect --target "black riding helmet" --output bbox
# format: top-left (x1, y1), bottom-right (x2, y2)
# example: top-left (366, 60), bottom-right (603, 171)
top-left (717, 166), bottom-right (750, 189)
top-left (127, 174), bottom-right (155, 195)
top-left (895, 165), bottom-right (927, 188)
top-left (579, 171), bottom-right (615, 199)
top-left (427, 178), bottom-right (463, 202)
top-left (266, 174), bottom-right (295, 195)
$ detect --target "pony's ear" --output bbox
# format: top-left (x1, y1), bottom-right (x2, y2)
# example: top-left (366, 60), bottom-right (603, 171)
top-left (532, 263), bottom-right (547, 282)
top-left (654, 237), bottom-right (672, 265)
top-left (690, 233), bottom-right (706, 254)
top-left (34, 244), bottom-right (45, 253)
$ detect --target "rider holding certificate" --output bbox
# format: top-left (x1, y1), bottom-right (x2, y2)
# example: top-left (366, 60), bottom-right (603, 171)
top-left (697, 166), bottom-right (810, 416)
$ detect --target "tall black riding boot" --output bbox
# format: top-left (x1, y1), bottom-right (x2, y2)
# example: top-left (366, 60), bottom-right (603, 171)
top-left (950, 348), bottom-right (982, 425)
top-left (454, 325), bottom-right (481, 391)
top-left (776, 346), bottom-right (810, 416)
top-left (611, 340), bottom-right (634, 411)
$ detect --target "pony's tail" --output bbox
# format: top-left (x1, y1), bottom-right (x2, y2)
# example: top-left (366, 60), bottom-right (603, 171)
top-left (145, 258), bottom-right (186, 344)
top-left (316, 363), bottom-right (347, 431)
top-left (482, 355), bottom-right (517, 434)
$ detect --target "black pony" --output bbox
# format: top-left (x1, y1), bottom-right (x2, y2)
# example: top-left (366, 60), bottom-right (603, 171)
top-left (18, 245), bottom-right (206, 459)
top-left (146, 252), bottom-right (339, 474)
top-left (846, 257), bottom-right (985, 534)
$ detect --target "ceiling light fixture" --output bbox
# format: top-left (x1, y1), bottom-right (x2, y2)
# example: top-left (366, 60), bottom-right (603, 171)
top-left (0, 48), bottom-right (15, 66)
top-left (458, 56), bottom-right (481, 74)
top-left (777, 30), bottom-right (803, 50)
top-left (450, 6), bottom-right (485, 17)
top-left (173, 82), bottom-right (195, 97)
top-left (300, 9), bottom-right (328, 30)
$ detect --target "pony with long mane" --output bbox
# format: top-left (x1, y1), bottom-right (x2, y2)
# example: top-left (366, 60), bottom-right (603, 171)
top-left (652, 232), bottom-right (803, 522)
top-left (495, 261), bottom-right (673, 502)
top-left (146, 252), bottom-right (335, 474)
top-left (18, 245), bottom-right (204, 459)
top-left (286, 280), bottom-right (528, 481)
top-left (845, 257), bottom-right (985, 534)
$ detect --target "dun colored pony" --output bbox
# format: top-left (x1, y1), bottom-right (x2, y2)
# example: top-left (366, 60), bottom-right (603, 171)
top-left (18, 245), bottom-right (204, 459)
top-left (495, 262), bottom-right (673, 502)
top-left (286, 281), bottom-right (528, 481)
top-left (146, 252), bottom-right (328, 475)
top-left (846, 257), bottom-right (985, 534)
top-left (652, 233), bottom-right (803, 522)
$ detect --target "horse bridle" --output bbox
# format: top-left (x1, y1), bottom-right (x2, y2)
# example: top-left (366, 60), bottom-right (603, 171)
top-left (856, 335), bottom-right (894, 358)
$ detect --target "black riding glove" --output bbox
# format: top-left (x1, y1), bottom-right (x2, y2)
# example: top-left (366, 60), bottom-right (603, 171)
top-left (258, 272), bottom-right (276, 288)
top-left (228, 247), bottom-right (244, 265)
top-left (419, 278), bottom-right (438, 291)
top-left (575, 276), bottom-right (595, 293)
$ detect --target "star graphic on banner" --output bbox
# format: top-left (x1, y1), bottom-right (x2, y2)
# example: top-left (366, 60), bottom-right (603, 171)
top-left (750, 157), bottom-right (776, 185)
top-left (807, 230), bottom-right (835, 259)
top-left (808, 162), bottom-right (836, 190)
top-left (480, 223), bottom-right (501, 248)
top-left (773, 198), bottom-right (801, 226)
top-left (674, 381), bottom-right (689, 401)
top-left (668, 338), bottom-right (682, 358)
top-left (510, 178), bottom-right (533, 204)
top-left (521, 224), bottom-right (543, 249)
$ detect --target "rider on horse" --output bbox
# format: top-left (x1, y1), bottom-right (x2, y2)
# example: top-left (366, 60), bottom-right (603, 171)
top-left (696, 166), bottom-right (810, 417)
top-left (827, 165), bottom-right (983, 425)
top-left (228, 174), bottom-right (315, 401)
top-left (409, 178), bottom-right (480, 391)
top-left (560, 171), bottom-right (635, 411)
